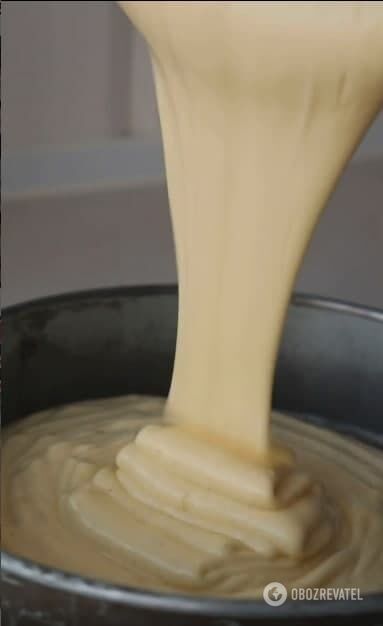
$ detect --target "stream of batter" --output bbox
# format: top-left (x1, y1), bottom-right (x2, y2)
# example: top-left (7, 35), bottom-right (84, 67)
top-left (3, 2), bottom-right (383, 597)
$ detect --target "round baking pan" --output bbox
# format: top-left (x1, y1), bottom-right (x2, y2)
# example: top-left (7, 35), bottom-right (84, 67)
top-left (2, 286), bottom-right (383, 626)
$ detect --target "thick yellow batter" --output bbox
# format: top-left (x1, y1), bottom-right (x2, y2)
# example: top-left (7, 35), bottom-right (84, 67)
top-left (3, 1), bottom-right (383, 598)
top-left (3, 396), bottom-right (383, 595)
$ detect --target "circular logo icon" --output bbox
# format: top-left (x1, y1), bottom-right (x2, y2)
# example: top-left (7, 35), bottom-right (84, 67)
top-left (263, 582), bottom-right (288, 607)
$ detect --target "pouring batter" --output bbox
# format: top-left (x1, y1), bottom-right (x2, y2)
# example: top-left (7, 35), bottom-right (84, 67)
top-left (3, 1), bottom-right (383, 597)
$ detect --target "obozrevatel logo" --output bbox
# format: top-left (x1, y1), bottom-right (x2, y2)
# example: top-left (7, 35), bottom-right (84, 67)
top-left (263, 582), bottom-right (288, 606)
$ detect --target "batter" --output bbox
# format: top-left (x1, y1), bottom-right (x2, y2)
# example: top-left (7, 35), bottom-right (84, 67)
top-left (3, 2), bottom-right (383, 597)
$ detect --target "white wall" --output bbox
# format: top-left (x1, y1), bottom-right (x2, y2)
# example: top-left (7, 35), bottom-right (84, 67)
top-left (2, 1), bottom-right (383, 311)
top-left (3, 154), bottom-right (382, 309)
top-left (2, 0), bottom-right (157, 149)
